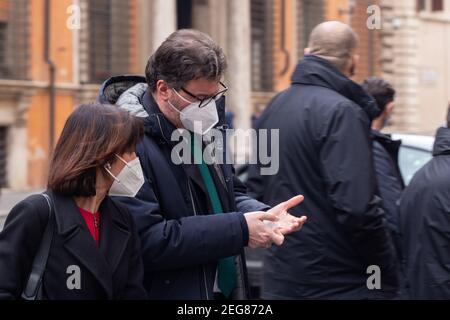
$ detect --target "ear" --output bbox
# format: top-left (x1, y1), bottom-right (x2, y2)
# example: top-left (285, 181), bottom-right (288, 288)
top-left (348, 54), bottom-right (359, 77)
top-left (385, 101), bottom-right (395, 115)
top-left (104, 161), bottom-right (112, 171)
top-left (156, 80), bottom-right (171, 101)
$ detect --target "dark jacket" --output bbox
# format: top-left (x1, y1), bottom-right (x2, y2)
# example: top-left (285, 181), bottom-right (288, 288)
top-left (0, 191), bottom-right (147, 300)
top-left (98, 76), bottom-right (269, 300)
top-left (400, 126), bottom-right (450, 299)
top-left (246, 55), bottom-right (399, 299)
top-left (371, 130), bottom-right (404, 259)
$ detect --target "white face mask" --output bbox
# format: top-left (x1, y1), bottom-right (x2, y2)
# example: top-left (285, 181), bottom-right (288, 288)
top-left (104, 155), bottom-right (145, 197)
top-left (168, 89), bottom-right (219, 135)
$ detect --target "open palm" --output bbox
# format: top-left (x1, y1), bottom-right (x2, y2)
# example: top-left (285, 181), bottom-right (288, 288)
top-left (267, 195), bottom-right (307, 235)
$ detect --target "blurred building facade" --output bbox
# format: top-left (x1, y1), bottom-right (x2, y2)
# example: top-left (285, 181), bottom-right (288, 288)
top-left (0, 0), bottom-right (448, 190)
top-left (381, 0), bottom-right (450, 134)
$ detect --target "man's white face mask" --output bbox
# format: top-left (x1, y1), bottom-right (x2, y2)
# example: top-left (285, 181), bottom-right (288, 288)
top-left (167, 88), bottom-right (219, 135)
top-left (104, 154), bottom-right (145, 197)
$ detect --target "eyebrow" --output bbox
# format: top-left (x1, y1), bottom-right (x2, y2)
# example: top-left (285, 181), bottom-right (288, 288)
top-left (189, 89), bottom-right (220, 98)
top-left (181, 81), bottom-right (227, 100)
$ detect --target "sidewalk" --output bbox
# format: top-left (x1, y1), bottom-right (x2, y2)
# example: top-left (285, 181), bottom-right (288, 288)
top-left (0, 189), bottom-right (42, 230)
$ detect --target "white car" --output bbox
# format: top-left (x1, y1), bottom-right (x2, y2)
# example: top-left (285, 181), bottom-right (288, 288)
top-left (391, 133), bottom-right (434, 185)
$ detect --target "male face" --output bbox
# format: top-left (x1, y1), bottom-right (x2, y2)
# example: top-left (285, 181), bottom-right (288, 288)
top-left (382, 101), bottom-right (395, 128)
top-left (155, 78), bottom-right (221, 129)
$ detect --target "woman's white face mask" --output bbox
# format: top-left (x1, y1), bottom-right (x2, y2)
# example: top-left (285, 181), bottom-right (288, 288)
top-left (104, 154), bottom-right (145, 197)
top-left (167, 89), bottom-right (219, 135)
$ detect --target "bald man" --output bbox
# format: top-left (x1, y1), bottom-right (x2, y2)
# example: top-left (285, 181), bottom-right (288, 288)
top-left (246, 21), bottom-right (399, 299)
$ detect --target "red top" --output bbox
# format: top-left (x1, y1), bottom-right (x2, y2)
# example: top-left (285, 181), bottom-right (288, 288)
top-left (78, 207), bottom-right (101, 246)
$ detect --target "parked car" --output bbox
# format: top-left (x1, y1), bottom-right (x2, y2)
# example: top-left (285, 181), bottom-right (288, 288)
top-left (240, 133), bottom-right (435, 298)
top-left (391, 133), bottom-right (434, 185)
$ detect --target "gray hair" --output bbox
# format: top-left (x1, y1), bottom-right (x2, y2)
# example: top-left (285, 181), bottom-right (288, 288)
top-left (308, 21), bottom-right (358, 72)
top-left (146, 29), bottom-right (227, 92)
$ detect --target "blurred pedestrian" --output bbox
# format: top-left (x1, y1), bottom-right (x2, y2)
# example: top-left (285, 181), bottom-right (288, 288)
top-left (362, 77), bottom-right (404, 261)
top-left (246, 21), bottom-right (399, 299)
top-left (400, 103), bottom-right (450, 299)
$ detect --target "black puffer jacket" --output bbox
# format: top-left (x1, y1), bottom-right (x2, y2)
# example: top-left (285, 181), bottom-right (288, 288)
top-left (98, 76), bottom-right (269, 300)
top-left (246, 55), bottom-right (399, 299)
top-left (400, 126), bottom-right (450, 299)
top-left (371, 130), bottom-right (404, 260)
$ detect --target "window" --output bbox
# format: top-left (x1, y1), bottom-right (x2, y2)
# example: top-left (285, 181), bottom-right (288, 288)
top-left (251, 0), bottom-right (274, 92)
top-left (86, 0), bottom-right (131, 83)
top-left (416, 0), bottom-right (444, 12)
top-left (177, 0), bottom-right (192, 29)
top-left (0, 0), bottom-right (29, 80)
top-left (297, 0), bottom-right (325, 58)
top-left (0, 21), bottom-right (6, 77)
top-left (431, 0), bottom-right (444, 11)
top-left (416, 0), bottom-right (426, 12)
top-left (0, 126), bottom-right (7, 188)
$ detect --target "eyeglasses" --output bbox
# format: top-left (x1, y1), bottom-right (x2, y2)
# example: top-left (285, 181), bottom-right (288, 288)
top-left (180, 81), bottom-right (228, 108)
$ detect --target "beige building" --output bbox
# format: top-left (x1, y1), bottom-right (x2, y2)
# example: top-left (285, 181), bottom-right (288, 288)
top-left (0, 0), bottom-right (328, 190)
top-left (1, 0), bottom-right (448, 191)
top-left (381, 0), bottom-right (450, 134)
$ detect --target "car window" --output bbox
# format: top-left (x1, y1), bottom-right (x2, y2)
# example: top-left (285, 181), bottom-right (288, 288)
top-left (398, 146), bottom-right (432, 185)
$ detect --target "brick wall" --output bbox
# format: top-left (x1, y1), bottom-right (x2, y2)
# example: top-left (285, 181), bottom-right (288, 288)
top-left (350, 0), bottom-right (382, 83)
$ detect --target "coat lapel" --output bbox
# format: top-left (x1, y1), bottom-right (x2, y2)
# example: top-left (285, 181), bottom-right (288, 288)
top-left (99, 198), bottom-right (131, 275)
top-left (50, 191), bottom-right (130, 300)
top-left (62, 224), bottom-right (114, 299)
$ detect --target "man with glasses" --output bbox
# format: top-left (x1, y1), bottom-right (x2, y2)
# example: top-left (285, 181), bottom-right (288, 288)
top-left (179, 81), bottom-right (228, 108)
top-left (98, 29), bottom-right (306, 300)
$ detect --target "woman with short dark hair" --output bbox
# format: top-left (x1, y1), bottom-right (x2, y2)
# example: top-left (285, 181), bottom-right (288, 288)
top-left (0, 103), bottom-right (147, 300)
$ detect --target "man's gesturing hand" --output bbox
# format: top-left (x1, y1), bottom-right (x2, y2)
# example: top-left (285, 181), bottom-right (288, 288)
top-left (266, 195), bottom-right (307, 235)
top-left (244, 195), bottom-right (307, 248)
top-left (244, 211), bottom-right (283, 248)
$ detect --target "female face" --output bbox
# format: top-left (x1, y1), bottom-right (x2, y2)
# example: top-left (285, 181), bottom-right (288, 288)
top-left (102, 151), bottom-right (138, 191)
top-left (107, 151), bottom-right (137, 178)
top-left (48, 103), bottom-right (144, 197)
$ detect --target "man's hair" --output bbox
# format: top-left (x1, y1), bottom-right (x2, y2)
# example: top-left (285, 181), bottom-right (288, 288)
top-left (308, 21), bottom-right (358, 72)
top-left (447, 102), bottom-right (450, 128)
top-left (361, 77), bottom-right (396, 112)
top-left (146, 29), bottom-right (227, 92)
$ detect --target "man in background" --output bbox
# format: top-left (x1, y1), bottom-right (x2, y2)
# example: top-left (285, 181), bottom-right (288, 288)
top-left (400, 103), bottom-right (450, 299)
top-left (362, 77), bottom-right (404, 260)
top-left (246, 21), bottom-right (399, 299)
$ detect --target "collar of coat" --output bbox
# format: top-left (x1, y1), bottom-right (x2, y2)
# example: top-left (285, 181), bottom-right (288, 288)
top-left (371, 129), bottom-right (402, 150)
top-left (291, 54), bottom-right (381, 121)
top-left (433, 126), bottom-right (450, 156)
top-left (48, 190), bottom-right (131, 299)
